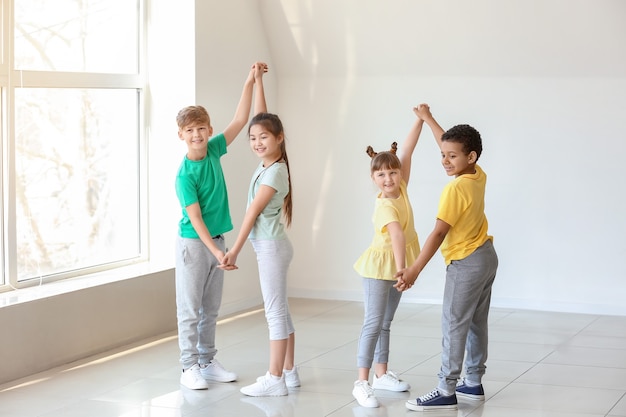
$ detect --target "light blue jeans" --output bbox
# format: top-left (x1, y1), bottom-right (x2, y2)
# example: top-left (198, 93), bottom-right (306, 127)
top-left (438, 239), bottom-right (498, 394)
top-left (250, 238), bottom-right (295, 340)
top-left (357, 277), bottom-right (402, 369)
top-left (175, 235), bottom-right (225, 369)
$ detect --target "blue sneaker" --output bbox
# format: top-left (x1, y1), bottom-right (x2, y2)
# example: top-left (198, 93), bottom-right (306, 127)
top-left (456, 379), bottom-right (485, 401)
top-left (406, 389), bottom-right (458, 411)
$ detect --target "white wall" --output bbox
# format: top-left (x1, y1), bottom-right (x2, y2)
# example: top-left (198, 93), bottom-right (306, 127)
top-left (255, 0), bottom-right (626, 315)
top-left (192, 0), bottom-right (626, 316)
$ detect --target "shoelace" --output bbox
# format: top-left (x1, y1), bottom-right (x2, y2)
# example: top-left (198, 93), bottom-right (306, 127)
top-left (381, 371), bottom-right (401, 383)
top-left (419, 389), bottom-right (441, 402)
top-left (386, 370), bottom-right (399, 379)
top-left (209, 360), bottom-right (225, 371)
top-left (357, 382), bottom-right (374, 397)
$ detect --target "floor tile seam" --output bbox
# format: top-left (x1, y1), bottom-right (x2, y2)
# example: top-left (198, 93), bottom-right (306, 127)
top-left (499, 381), bottom-right (626, 413)
top-left (567, 338), bottom-right (626, 352)
top-left (502, 380), bottom-right (626, 393)
top-left (324, 403), bottom-right (353, 417)
top-left (606, 390), bottom-right (626, 416)
top-left (555, 314), bottom-right (606, 349)
top-left (401, 351), bottom-right (443, 374)
top-left (532, 360), bottom-right (626, 372)
top-left (562, 342), bottom-right (626, 352)
top-left (295, 337), bottom-right (360, 367)
top-left (290, 300), bottom-right (361, 324)
top-left (486, 309), bottom-right (517, 326)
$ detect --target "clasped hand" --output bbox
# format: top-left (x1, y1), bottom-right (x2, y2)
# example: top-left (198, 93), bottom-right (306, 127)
top-left (394, 268), bottom-right (417, 292)
top-left (217, 251), bottom-right (239, 271)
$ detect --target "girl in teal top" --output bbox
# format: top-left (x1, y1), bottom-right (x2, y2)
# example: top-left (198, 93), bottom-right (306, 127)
top-left (222, 113), bottom-right (299, 397)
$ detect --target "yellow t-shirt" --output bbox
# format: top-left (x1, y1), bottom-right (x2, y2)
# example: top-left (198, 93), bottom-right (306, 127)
top-left (353, 181), bottom-right (421, 280)
top-left (437, 164), bottom-right (492, 265)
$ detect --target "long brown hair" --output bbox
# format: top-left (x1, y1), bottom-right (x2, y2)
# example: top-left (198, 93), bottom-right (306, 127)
top-left (248, 113), bottom-right (293, 227)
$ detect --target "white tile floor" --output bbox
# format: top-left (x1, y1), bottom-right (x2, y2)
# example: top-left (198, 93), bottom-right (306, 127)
top-left (2, 298), bottom-right (626, 417)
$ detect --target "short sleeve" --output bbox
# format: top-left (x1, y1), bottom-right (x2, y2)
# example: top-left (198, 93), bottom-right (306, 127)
top-left (437, 182), bottom-right (467, 227)
top-left (374, 200), bottom-right (400, 233)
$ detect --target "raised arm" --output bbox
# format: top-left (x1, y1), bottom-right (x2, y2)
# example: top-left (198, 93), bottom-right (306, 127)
top-left (253, 62), bottom-right (268, 116)
top-left (399, 107), bottom-right (424, 186)
top-left (222, 64), bottom-right (256, 146)
top-left (415, 103), bottom-right (446, 149)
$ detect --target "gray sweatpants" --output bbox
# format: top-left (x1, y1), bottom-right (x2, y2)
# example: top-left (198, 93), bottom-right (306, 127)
top-left (357, 277), bottom-right (402, 369)
top-left (438, 239), bottom-right (498, 394)
top-left (250, 238), bottom-right (295, 340)
top-left (175, 235), bottom-right (225, 369)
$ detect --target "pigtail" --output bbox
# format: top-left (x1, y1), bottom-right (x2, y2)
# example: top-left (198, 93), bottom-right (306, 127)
top-left (367, 142), bottom-right (401, 173)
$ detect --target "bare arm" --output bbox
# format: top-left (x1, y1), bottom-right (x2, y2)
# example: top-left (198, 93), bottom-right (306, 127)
top-left (394, 218), bottom-right (450, 290)
top-left (399, 108), bottom-right (424, 185)
top-left (415, 103), bottom-right (446, 149)
top-left (387, 221), bottom-right (406, 273)
top-left (253, 62), bottom-right (268, 115)
top-left (220, 184), bottom-right (276, 268)
top-left (223, 65), bottom-right (256, 146)
top-left (186, 202), bottom-right (225, 262)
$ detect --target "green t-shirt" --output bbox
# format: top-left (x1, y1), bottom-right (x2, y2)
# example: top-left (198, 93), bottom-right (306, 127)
top-left (175, 133), bottom-right (232, 238)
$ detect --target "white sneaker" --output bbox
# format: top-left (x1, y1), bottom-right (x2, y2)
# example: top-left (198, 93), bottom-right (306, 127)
top-left (180, 364), bottom-right (209, 390)
top-left (372, 370), bottom-right (411, 392)
top-left (352, 380), bottom-right (379, 408)
top-left (240, 372), bottom-right (288, 397)
top-left (283, 367), bottom-right (301, 388)
top-left (200, 359), bottom-right (237, 382)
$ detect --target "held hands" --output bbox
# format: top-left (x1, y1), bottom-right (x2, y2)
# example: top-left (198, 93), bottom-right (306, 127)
top-left (218, 250), bottom-right (239, 271)
top-left (393, 267), bottom-right (418, 292)
top-left (413, 103), bottom-right (432, 121)
top-left (249, 61), bottom-right (268, 83)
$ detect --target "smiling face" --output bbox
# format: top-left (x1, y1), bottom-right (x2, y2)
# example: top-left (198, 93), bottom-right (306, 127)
top-left (179, 121), bottom-right (213, 160)
top-left (370, 151), bottom-right (402, 198)
top-left (440, 141), bottom-right (476, 177)
top-left (372, 167), bottom-right (402, 198)
top-left (249, 123), bottom-right (283, 165)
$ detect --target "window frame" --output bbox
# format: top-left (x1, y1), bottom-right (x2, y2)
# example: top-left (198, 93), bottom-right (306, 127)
top-left (1, 0), bottom-right (148, 291)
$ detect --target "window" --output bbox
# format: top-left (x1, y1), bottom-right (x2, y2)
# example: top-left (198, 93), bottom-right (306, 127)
top-left (3, 0), bottom-right (145, 288)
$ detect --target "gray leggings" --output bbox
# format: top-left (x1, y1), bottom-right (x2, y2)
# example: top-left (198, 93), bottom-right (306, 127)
top-left (250, 238), bottom-right (295, 340)
top-left (357, 278), bottom-right (402, 369)
top-left (438, 239), bottom-right (498, 394)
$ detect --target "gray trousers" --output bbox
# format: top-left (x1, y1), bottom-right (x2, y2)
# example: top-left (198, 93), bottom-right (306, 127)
top-left (251, 238), bottom-right (295, 340)
top-left (357, 278), bottom-right (402, 369)
top-left (438, 239), bottom-right (498, 394)
top-left (175, 235), bottom-right (225, 369)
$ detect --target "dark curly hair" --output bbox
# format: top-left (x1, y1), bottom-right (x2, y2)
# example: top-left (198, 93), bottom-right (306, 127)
top-left (442, 124), bottom-right (482, 161)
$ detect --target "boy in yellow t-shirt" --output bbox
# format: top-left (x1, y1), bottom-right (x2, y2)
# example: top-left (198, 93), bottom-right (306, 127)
top-left (395, 104), bottom-right (498, 412)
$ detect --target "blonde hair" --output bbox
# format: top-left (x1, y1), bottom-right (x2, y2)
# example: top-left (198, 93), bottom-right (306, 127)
top-left (176, 105), bottom-right (210, 129)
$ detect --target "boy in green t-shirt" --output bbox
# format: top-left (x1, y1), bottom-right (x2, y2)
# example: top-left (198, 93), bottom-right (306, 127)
top-left (395, 104), bottom-right (498, 412)
top-left (174, 62), bottom-right (267, 390)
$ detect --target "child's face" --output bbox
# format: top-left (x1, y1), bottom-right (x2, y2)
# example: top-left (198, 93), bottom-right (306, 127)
top-left (372, 167), bottom-right (402, 198)
top-left (440, 141), bottom-right (476, 177)
top-left (179, 121), bottom-right (212, 158)
top-left (249, 124), bottom-right (283, 163)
